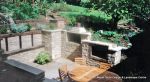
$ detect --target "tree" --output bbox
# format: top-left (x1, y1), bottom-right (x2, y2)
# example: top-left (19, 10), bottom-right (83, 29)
top-left (65, 0), bottom-right (81, 5)
top-left (99, 0), bottom-right (131, 29)
top-left (129, 0), bottom-right (150, 29)
top-left (82, 0), bottom-right (150, 29)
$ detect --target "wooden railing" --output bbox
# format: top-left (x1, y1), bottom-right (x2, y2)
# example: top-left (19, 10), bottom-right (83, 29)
top-left (0, 30), bottom-right (43, 55)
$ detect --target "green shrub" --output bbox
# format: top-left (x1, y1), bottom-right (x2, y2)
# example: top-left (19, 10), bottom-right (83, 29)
top-left (10, 23), bottom-right (32, 33)
top-left (36, 0), bottom-right (50, 16)
top-left (84, 10), bottom-right (112, 23)
top-left (49, 3), bottom-right (87, 12)
top-left (13, 2), bottom-right (39, 20)
top-left (49, 3), bottom-right (111, 26)
top-left (92, 30), bottom-right (130, 47)
top-left (80, 0), bottom-right (92, 8)
top-left (1, 2), bottom-right (39, 20)
top-left (34, 51), bottom-right (52, 65)
top-left (59, 12), bottom-right (78, 26)
top-left (0, 26), bottom-right (7, 34)
top-left (59, 10), bottom-right (111, 26)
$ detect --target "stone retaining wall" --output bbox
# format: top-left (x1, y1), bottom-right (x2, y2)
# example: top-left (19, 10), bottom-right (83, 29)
top-left (15, 19), bottom-right (66, 30)
top-left (15, 19), bottom-right (49, 28)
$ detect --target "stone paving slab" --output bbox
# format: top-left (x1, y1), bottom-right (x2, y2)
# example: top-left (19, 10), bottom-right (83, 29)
top-left (8, 48), bottom-right (76, 82)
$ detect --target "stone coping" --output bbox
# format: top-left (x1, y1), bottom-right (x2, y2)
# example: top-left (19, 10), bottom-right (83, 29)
top-left (42, 29), bottom-right (63, 32)
top-left (82, 40), bottom-right (116, 46)
top-left (67, 31), bottom-right (91, 35)
top-left (82, 40), bottom-right (127, 51)
top-left (42, 29), bottom-right (91, 35)
top-left (4, 59), bottom-right (44, 75)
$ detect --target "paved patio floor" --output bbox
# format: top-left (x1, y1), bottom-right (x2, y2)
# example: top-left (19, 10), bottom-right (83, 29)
top-left (7, 48), bottom-right (76, 82)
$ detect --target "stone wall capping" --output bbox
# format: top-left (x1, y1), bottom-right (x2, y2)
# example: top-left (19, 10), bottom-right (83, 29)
top-left (42, 29), bottom-right (91, 35)
top-left (67, 41), bottom-right (81, 45)
top-left (42, 29), bottom-right (63, 32)
top-left (69, 27), bottom-right (87, 33)
top-left (49, 18), bottom-right (65, 21)
top-left (82, 40), bottom-right (114, 46)
top-left (81, 40), bottom-right (127, 52)
top-left (67, 31), bottom-right (91, 35)
top-left (4, 59), bottom-right (45, 75)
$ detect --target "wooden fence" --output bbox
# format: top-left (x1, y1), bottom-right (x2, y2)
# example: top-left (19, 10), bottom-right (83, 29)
top-left (0, 30), bottom-right (43, 55)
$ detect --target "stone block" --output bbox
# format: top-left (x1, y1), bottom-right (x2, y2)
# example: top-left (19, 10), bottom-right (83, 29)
top-left (5, 59), bottom-right (45, 82)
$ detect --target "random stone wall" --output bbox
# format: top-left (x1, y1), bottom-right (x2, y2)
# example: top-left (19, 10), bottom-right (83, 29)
top-left (62, 42), bottom-right (81, 58)
top-left (62, 32), bottom-right (91, 58)
top-left (82, 42), bottom-right (91, 59)
top-left (15, 18), bottom-right (66, 30)
top-left (15, 19), bottom-right (49, 29)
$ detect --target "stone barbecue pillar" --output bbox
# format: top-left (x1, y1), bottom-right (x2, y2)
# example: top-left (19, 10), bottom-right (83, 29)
top-left (42, 30), bottom-right (62, 59)
top-left (107, 51), bottom-right (121, 65)
top-left (82, 42), bottom-right (91, 59)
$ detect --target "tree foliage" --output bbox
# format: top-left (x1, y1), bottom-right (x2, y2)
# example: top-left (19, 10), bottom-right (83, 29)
top-left (80, 0), bottom-right (150, 29)
top-left (92, 30), bottom-right (130, 47)
top-left (0, 0), bottom-right (52, 20)
top-left (100, 0), bottom-right (150, 20)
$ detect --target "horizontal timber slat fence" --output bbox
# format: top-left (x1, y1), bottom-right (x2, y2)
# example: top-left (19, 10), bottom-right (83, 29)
top-left (0, 30), bottom-right (43, 55)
